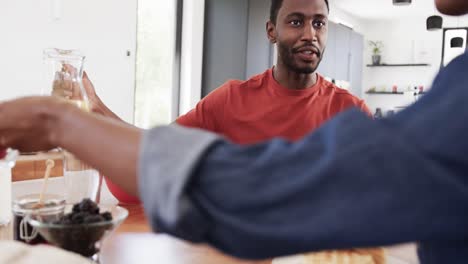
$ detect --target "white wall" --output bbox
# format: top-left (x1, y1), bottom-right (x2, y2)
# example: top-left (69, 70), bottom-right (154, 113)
top-left (0, 0), bottom-right (137, 123)
top-left (329, 2), bottom-right (368, 35)
top-left (360, 14), bottom-right (468, 114)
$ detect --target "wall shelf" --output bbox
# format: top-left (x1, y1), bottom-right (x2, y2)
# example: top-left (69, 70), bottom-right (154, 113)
top-left (366, 63), bottom-right (430, 67)
top-left (365, 91), bottom-right (405, 95)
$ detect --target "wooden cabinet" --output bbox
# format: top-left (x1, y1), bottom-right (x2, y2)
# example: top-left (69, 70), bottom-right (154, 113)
top-left (12, 154), bottom-right (63, 182)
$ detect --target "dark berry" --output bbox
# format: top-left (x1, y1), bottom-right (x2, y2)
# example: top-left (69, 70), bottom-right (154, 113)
top-left (83, 215), bottom-right (105, 224)
top-left (100, 212), bottom-right (113, 221)
top-left (78, 199), bottom-right (99, 214)
top-left (72, 203), bottom-right (81, 213)
top-left (71, 212), bottom-right (87, 224)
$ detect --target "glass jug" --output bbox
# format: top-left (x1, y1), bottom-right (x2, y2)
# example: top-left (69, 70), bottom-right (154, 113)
top-left (43, 48), bottom-right (102, 203)
top-left (63, 151), bottom-right (102, 204)
top-left (0, 149), bottom-right (18, 226)
top-left (43, 48), bottom-right (90, 111)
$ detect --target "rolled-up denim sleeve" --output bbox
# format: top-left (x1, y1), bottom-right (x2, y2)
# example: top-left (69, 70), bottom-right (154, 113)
top-left (139, 54), bottom-right (468, 260)
top-left (138, 124), bottom-right (221, 241)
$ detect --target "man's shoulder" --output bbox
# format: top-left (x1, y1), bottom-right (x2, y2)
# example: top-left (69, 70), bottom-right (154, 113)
top-left (222, 69), bottom-right (270, 91)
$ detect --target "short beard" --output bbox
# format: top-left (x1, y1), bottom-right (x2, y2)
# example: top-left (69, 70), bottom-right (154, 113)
top-left (278, 42), bottom-right (322, 74)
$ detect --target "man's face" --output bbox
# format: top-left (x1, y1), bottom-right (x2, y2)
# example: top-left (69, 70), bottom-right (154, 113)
top-left (435, 0), bottom-right (468, 16)
top-left (267, 0), bottom-right (328, 74)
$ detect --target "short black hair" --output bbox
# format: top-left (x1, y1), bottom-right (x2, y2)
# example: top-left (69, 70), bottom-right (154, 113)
top-left (270, 0), bottom-right (329, 24)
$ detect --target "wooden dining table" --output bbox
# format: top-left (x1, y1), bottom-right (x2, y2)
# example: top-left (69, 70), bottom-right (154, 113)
top-left (0, 203), bottom-right (269, 264)
top-left (0, 203), bottom-right (418, 263)
top-left (104, 205), bottom-right (418, 264)
top-left (102, 204), bottom-right (271, 264)
top-left (4, 155), bottom-right (419, 263)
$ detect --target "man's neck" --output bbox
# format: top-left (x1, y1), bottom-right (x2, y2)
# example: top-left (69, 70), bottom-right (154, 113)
top-left (273, 64), bottom-right (318, 90)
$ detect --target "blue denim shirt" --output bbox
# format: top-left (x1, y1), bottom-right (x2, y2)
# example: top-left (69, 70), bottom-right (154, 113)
top-left (139, 52), bottom-right (468, 263)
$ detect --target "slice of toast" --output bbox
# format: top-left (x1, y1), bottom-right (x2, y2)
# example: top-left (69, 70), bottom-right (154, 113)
top-left (304, 248), bottom-right (386, 264)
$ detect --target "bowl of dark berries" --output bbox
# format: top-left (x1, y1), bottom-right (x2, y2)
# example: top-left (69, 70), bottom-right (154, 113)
top-left (27, 198), bottom-right (128, 261)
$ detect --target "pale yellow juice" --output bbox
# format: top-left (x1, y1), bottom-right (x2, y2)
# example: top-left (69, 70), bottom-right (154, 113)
top-left (68, 99), bottom-right (90, 112)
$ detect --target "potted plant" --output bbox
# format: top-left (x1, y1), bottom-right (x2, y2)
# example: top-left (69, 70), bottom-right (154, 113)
top-left (368, 41), bottom-right (383, 65)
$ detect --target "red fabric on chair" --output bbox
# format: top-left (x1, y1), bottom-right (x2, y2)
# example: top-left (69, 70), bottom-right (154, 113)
top-left (0, 149), bottom-right (6, 160)
top-left (105, 177), bottom-right (140, 204)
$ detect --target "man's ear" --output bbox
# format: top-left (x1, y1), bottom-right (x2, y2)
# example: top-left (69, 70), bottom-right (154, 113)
top-left (266, 21), bottom-right (277, 44)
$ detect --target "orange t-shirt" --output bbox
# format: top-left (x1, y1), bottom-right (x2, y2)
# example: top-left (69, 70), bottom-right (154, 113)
top-left (177, 68), bottom-right (371, 144)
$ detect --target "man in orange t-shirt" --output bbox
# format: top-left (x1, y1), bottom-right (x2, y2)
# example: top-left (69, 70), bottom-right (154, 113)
top-left (177, 68), bottom-right (370, 144)
top-left (176, 0), bottom-right (370, 144)
top-left (71, 0), bottom-right (370, 202)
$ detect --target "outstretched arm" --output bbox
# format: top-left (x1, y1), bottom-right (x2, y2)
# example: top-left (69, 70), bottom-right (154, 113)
top-left (0, 97), bottom-right (141, 196)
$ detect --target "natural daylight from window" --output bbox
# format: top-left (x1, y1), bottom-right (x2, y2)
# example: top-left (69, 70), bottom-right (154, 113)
top-left (134, 0), bottom-right (177, 128)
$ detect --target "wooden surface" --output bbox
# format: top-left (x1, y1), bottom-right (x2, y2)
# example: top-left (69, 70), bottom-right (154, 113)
top-left (0, 204), bottom-right (418, 263)
top-left (108, 206), bottom-right (418, 264)
top-left (115, 204), bottom-right (151, 233)
top-left (108, 204), bottom-right (270, 263)
top-left (105, 204), bottom-right (270, 264)
top-left (7, 155), bottom-right (418, 263)
top-left (12, 153), bottom-right (63, 182)
top-left (101, 233), bottom-right (271, 264)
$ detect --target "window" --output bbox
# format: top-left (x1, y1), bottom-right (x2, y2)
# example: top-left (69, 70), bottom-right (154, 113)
top-left (134, 0), bottom-right (181, 128)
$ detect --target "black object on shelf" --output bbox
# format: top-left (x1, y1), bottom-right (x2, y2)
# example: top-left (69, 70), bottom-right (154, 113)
top-left (427, 15), bottom-right (443, 31)
top-left (451, 37), bottom-right (464, 48)
top-left (366, 91), bottom-right (405, 95)
top-left (393, 0), bottom-right (411, 5)
top-left (366, 63), bottom-right (430, 67)
top-left (374, 108), bottom-right (383, 119)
